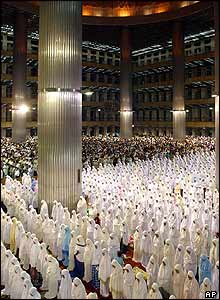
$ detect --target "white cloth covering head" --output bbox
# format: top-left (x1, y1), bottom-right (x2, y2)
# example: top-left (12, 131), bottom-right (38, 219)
top-left (132, 272), bottom-right (148, 299)
top-left (71, 277), bottom-right (87, 299)
top-left (199, 277), bottom-right (212, 299)
top-left (146, 255), bottom-right (159, 283)
top-left (98, 248), bottom-right (112, 283)
top-left (157, 256), bottom-right (172, 294)
top-left (27, 287), bottom-right (41, 299)
top-left (183, 246), bottom-right (197, 276)
top-left (44, 255), bottom-right (61, 299)
top-left (58, 269), bottom-right (72, 299)
top-left (92, 241), bottom-right (102, 265)
top-left (109, 259), bottom-right (123, 298)
top-left (87, 292), bottom-right (98, 299)
top-left (123, 264), bottom-right (135, 299)
top-left (183, 270), bottom-right (200, 299)
top-left (21, 278), bottom-right (33, 299)
top-left (148, 282), bottom-right (163, 299)
top-left (172, 264), bottom-right (185, 299)
top-left (212, 260), bottom-right (219, 294)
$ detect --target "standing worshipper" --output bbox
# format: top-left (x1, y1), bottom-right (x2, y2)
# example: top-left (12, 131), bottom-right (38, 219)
top-left (148, 283), bottom-right (163, 299)
top-left (157, 256), bottom-right (172, 297)
top-left (27, 287), bottom-right (41, 299)
top-left (212, 261), bottom-right (219, 296)
top-left (123, 264), bottom-right (135, 299)
top-left (109, 259), bottom-right (124, 299)
top-left (58, 269), bottom-right (72, 299)
top-left (91, 241), bottom-right (102, 290)
top-left (133, 226), bottom-right (142, 263)
top-left (40, 200), bottom-right (48, 219)
top-left (199, 255), bottom-right (212, 285)
top-left (141, 230), bottom-right (152, 267)
top-left (62, 226), bottom-right (71, 267)
top-left (183, 271), bottom-right (200, 299)
top-left (120, 221), bottom-right (129, 255)
top-left (183, 246), bottom-right (197, 276)
top-left (172, 264), bottom-right (185, 299)
top-left (44, 255), bottom-right (61, 299)
top-left (71, 277), bottom-right (87, 299)
top-left (83, 239), bottom-right (95, 283)
top-left (70, 235), bottom-right (85, 279)
top-left (99, 248), bottom-right (112, 298)
top-left (199, 277), bottom-right (212, 299)
top-left (68, 230), bottom-right (77, 272)
top-left (132, 272), bottom-right (148, 299)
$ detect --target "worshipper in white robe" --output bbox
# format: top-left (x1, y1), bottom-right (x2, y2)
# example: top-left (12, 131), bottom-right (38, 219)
top-left (113, 214), bottom-right (122, 242)
top-left (201, 224), bottom-right (211, 257)
top-left (91, 241), bottom-right (102, 290)
top-left (164, 239), bottom-right (175, 269)
top-left (83, 238), bottom-right (95, 282)
top-left (62, 207), bottom-right (71, 226)
top-left (94, 223), bottom-right (103, 242)
top-left (19, 231), bottom-right (31, 270)
top-left (58, 269), bottom-right (72, 299)
top-left (108, 232), bottom-right (120, 260)
top-left (199, 277), bottom-right (212, 299)
top-left (41, 254), bottom-right (50, 291)
top-left (44, 255), bottom-right (61, 299)
top-left (70, 235), bottom-right (86, 279)
top-left (36, 242), bottom-right (47, 275)
top-left (152, 230), bottom-right (164, 265)
top-left (1, 243), bottom-right (7, 285)
top-left (27, 287), bottom-right (41, 299)
top-left (133, 225), bottom-right (142, 263)
top-left (81, 216), bottom-right (88, 241)
top-left (15, 221), bottom-right (25, 255)
top-left (132, 272), bottom-right (148, 299)
top-left (193, 228), bottom-right (203, 264)
top-left (40, 200), bottom-right (48, 219)
top-left (209, 238), bottom-right (219, 268)
top-left (21, 278), bottom-right (34, 299)
top-left (120, 221), bottom-right (129, 254)
top-left (77, 196), bottom-right (87, 216)
top-left (3, 216), bottom-right (12, 247)
top-left (1, 213), bottom-right (7, 239)
top-left (102, 227), bottom-right (110, 244)
top-left (179, 226), bottom-right (191, 248)
top-left (87, 292), bottom-right (98, 299)
top-left (212, 261), bottom-right (219, 295)
top-left (160, 219), bottom-right (169, 243)
top-left (99, 248), bottom-right (112, 298)
top-left (71, 277), bottom-right (87, 299)
top-left (130, 209), bottom-right (138, 234)
top-left (56, 202), bottom-right (64, 225)
top-left (68, 230), bottom-right (77, 272)
top-left (20, 271), bottom-right (31, 291)
top-left (169, 224), bottom-right (180, 249)
top-left (9, 217), bottom-right (17, 254)
top-left (87, 219), bottom-right (95, 242)
top-left (174, 244), bottom-right (185, 268)
top-left (146, 255), bottom-right (159, 284)
top-left (169, 296), bottom-right (176, 299)
top-left (30, 237), bottom-right (41, 282)
top-left (1, 252), bottom-right (15, 295)
top-left (123, 264), bottom-right (135, 299)
top-left (140, 230), bottom-right (152, 267)
top-left (52, 200), bottom-right (58, 221)
top-left (10, 264), bottom-right (23, 299)
top-left (109, 259), bottom-right (124, 299)
top-left (4, 256), bottom-right (19, 296)
top-left (184, 246), bottom-right (197, 276)
top-left (183, 270), bottom-right (200, 299)
top-left (57, 224), bottom-right (66, 261)
top-left (172, 263), bottom-right (185, 299)
top-left (148, 282), bottom-right (163, 299)
top-left (157, 256), bottom-right (173, 295)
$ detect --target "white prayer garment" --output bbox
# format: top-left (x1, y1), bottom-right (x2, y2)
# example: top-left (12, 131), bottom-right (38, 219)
top-left (58, 269), bottom-right (72, 299)
top-left (21, 278), bottom-right (33, 299)
top-left (44, 255), bottom-right (61, 299)
top-left (27, 287), bottom-right (41, 299)
top-left (172, 264), bottom-right (185, 299)
top-left (123, 264), bottom-right (135, 299)
top-left (109, 259), bottom-right (124, 299)
top-left (98, 248), bottom-right (112, 297)
top-left (83, 238), bottom-right (95, 282)
top-left (183, 271), bottom-right (200, 299)
top-left (148, 282), bottom-right (163, 299)
top-left (132, 272), bottom-right (148, 299)
top-left (157, 256), bottom-right (172, 294)
top-left (71, 277), bottom-right (87, 299)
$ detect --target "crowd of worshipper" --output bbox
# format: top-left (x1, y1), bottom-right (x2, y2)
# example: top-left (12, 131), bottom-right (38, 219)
top-left (1, 149), bottom-right (219, 299)
top-left (1, 135), bottom-right (216, 178)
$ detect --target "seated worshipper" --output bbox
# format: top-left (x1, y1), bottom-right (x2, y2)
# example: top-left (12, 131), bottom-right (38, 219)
top-left (58, 269), bottom-right (72, 299)
top-left (199, 255), bottom-right (212, 285)
top-left (148, 283), bottom-right (163, 299)
top-left (98, 248), bottom-right (112, 298)
top-left (123, 264), bottom-right (135, 299)
top-left (62, 226), bottom-right (71, 267)
top-left (199, 277), bottom-right (212, 299)
top-left (71, 277), bottom-right (87, 299)
top-left (157, 256), bottom-right (172, 297)
top-left (91, 241), bottom-right (102, 290)
top-left (44, 255), bottom-right (61, 299)
top-left (109, 259), bottom-right (124, 299)
top-left (172, 264), bottom-right (185, 299)
top-left (183, 271), bottom-right (200, 299)
top-left (70, 235), bottom-right (85, 279)
top-left (132, 272), bottom-right (148, 299)
top-left (83, 239), bottom-right (95, 283)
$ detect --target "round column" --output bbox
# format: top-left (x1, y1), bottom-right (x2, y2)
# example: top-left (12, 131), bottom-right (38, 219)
top-left (38, 1), bottom-right (82, 212)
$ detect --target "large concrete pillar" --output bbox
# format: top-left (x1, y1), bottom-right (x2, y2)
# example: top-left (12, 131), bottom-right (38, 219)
top-left (12, 12), bottom-right (27, 143)
top-left (172, 21), bottom-right (186, 140)
top-left (214, 1), bottom-right (219, 190)
top-left (120, 27), bottom-right (133, 138)
top-left (38, 1), bottom-right (82, 212)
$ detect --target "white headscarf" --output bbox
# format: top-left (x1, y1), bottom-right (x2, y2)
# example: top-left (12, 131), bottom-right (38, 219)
top-left (212, 261), bottom-right (219, 294)
top-left (21, 278), bottom-right (33, 299)
top-left (174, 244), bottom-right (185, 267)
top-left (40, 200), bottom-right (48, 219)
top-left (146, 255), bottom-right (159, 283)
top-left (109, 259), bottom-right (123, 297)
top-left (148, 282), bottom-right (163, 299)
top-left (172, 264), bottom-right (185, 299)
top-left (99, 248), bottom-right (112, 283)
top-left (30, 237), bottom-right (40, 268)
top-left (183, 246), bottom-right (197, 276)
top-left (123, 264), bottom-right (135, 299)
top-left (157, 256), bottom-right (172, 294)
top-left (183, 271), bottom-right (200, 299)
top-left (92, 241), bottom-right (102, 265)
top-left (132, 272), bottom-right (148, 299)
top-left (199, 277), bottom-right (212, 299)
top-left (58, 269), bottom-right (72, 299)
top-left (27, 287), bottom-right (41, 299)
top-left (87, 292), bottom-right (98, 299)
top-left (71, 277), bottom-right (87, 299)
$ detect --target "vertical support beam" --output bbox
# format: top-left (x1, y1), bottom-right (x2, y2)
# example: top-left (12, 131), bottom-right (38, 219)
top-left (12, 12), bottom-right (27, 143)
top-left (214, 1), bottom-right (219, 190)
top-left (172, 21), bottom-right (186, 140)
top-left (38, 1), bottom-right (82, 212)
top-left (120, 27), bottom-right (133, 138)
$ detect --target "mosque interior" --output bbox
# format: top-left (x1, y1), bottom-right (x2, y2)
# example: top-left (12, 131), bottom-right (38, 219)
top-left (1, 1), bottom-right (219, 299)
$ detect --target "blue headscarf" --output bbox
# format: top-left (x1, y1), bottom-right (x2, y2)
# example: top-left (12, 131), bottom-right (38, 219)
top-left (62, 226), bottom-right (71, 252)
top-left (199, 255), bottom-right (212, 285)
